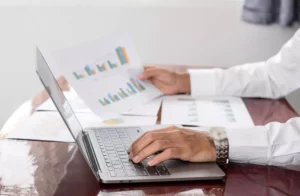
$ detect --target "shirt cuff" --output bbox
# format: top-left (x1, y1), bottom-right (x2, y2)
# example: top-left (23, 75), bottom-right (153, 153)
top-left (226, 126), bottom-right (269, 165)
top-left (188, 69), bottom-right (219, 97)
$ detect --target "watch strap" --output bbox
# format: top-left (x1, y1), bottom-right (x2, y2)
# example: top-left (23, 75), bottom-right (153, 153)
top-left (208, 127), bottom-right (229, 165)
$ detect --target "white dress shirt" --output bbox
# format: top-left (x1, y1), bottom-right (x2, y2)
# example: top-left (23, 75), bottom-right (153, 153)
top-left (188, 29), bottom-right (300, 167)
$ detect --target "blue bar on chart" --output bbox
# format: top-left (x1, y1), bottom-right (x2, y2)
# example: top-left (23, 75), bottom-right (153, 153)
top-left (84, 65), bottom-right (96, 76)
top-left (97, 64), bottom-right (108, 72)
top-left (99, 99), bottom-right (106, 106)
top-left (114, 95), bottom-right (120, 101)
top-left (97, 65), bottom-right (103, 72)
top-left (116, 46), bottom-right (129, 65)
top-left (135, 79), bottom-right (145, 90)
top-left (108, 93), bottom-right (116, 102)
top-left (120, 88), bottom-right (128, 97)
top-left (130, 78), bottom-right (141, 91)
top-left (118, 92), bottom-right (124, 98)
top-left (127, 89), bottom-right (133, 95)
top-left (104, 98), bottom-right (111, 104)
top-left (98, 78), bottom-right (147, 106)
top-left (107, 61), bottom-right (118, 69)
top-left (99, 98), bottom-right (111, 106)
top-left (73, 72), bottom-right (83, 80)
top-left (127, 82), bottom-right (137, 93)
top-left (130, 78), bottom-right (145, 92)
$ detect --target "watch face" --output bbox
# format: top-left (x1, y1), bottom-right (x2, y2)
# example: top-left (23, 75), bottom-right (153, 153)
top-left (209, 127), bottom-right (227, 140)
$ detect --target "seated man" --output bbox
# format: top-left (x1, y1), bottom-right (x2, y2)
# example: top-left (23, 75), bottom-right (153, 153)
top-left (128, 28), bottom-right (300, 167)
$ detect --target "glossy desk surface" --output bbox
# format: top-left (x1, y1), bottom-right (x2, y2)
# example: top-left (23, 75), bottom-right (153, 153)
top-left (1, 72), bottom-right (300, 196)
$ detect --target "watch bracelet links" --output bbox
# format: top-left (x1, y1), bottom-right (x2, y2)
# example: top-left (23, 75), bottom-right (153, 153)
top-left (215, 139), bottom-right (229, 165)
top-left (208, 127), bottom-right (229, 165)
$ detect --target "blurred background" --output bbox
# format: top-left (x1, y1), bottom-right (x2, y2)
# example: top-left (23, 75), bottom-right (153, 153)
top-left (0, 0), bottom-right (299, 127)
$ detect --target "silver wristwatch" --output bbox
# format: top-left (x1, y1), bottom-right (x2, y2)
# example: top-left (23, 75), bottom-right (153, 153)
top-left (208, 127), bottom-right (229, 165)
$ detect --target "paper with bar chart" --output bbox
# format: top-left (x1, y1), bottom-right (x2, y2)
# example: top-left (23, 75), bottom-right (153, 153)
top-left (162, 95), bottom-right (254, 128)
top-left (51, 34), bottom-right (162, 119)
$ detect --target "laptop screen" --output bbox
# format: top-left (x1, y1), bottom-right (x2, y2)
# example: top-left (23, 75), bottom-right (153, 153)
top-left (36, 47), bottom-right (83, 141)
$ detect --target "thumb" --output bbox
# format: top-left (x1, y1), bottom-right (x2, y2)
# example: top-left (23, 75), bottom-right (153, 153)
top-left (139, 68), bottom-right (164, 80)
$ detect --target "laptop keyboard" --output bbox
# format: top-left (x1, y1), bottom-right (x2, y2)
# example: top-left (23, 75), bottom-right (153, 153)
top-left (94, 127), bottom-right (170, 177)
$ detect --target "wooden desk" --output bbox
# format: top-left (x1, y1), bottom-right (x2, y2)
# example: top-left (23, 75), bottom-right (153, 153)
top-left (1, 67), bottom-right (300, 196)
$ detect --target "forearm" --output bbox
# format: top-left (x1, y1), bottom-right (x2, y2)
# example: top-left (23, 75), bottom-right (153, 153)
top-left (227, 117), bottom-right (300, 166)
top-left (187, 29), bottom-right (300, 99)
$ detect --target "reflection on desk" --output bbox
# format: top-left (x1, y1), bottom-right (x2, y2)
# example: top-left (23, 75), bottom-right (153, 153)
top-left (0, 139), bottom-right (300, 196)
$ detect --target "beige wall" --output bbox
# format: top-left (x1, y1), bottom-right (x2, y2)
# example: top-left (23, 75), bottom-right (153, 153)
top-left (0, 1), bottom-right (299, 127)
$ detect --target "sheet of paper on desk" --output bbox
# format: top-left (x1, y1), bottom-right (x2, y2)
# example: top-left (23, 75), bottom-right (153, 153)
top-left (121, 97), bottom-right (162, 116)
top-left (6, 112), bottom-right (157, 143)
top-left (51, 33), bottom-right (162, 119)
top-left (36, 88), bottom-right (92, 113)
top-left (161, 95), bottom-right (254, 128)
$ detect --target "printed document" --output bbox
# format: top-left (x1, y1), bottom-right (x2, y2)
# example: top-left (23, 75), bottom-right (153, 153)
top-left (162, 95), bottom-right (254, 128)
top-left (51, 34), bottom-right (162, 119)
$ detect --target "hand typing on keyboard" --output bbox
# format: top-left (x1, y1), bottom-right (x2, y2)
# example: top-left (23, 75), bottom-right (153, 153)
top-left (128, 126), bottom-right (216, 166)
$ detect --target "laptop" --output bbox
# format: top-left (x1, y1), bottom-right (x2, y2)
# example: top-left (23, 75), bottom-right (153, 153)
top-left (36, 47), bottom-right (225, 183)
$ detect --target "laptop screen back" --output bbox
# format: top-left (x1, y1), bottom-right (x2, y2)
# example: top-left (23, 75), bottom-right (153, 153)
top-left (36, 47), bottom-right (83, 141)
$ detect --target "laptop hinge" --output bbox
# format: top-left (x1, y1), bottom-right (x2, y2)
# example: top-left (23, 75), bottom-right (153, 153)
top-left (82, 132), bottom-right (102, 178)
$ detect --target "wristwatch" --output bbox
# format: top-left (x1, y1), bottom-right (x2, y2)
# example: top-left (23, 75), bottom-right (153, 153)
top-left (208, 127), bottom-right (229, 165)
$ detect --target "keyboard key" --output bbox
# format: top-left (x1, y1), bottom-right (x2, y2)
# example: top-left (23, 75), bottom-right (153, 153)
top-left (105, 147), bottom-right (115, 151)
top-left (109, 157), bottom-right (119, 161)
top-left (123, 162), bottom-right (133, 166)
top-left (126, 169), bottom-right (137, 176)
top-left (110, 171), bottom-right (116, 177)
top-left (108, 154), bottom-right (118, 158)
top-left (108, 166), bottom-right (114, 171)
top-left (124, 165), bottom-right (135, 170)
top-left (133, 163), bottom-right (143, 169)
top-left (115, 169), bottom-right (126, 177)
top-left (119, 155), bottom-right (129, 159)
top-left (120, 158), bottom-right (130, 163)
top-left (156, 165), bottom-right (170, 175)
top-left (106, 163), bottom-right (112, 167)
top-left (136, 168), bottom-right (148, 176)
top-left (112, 160), bottom-right (121, 165)
top-left (146, 166), bottom-right (159, 176)
top-left (107, 150), bottom-right (116, 154)
top-left (117, 151), bottom-right (128, 155)
top-left (113, 165), bottom-right (123, 169)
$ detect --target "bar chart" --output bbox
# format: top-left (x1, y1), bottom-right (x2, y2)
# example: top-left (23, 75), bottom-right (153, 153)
top-left (98, 78), bottom-right (146, 106)
top-left (73, 46), bottom-right (129, 80)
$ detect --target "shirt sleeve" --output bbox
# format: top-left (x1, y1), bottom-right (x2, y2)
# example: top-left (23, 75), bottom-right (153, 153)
top-left (226, 117), bottom-right (300, 166)
top-left (188, 29), bottom-right (300, 99)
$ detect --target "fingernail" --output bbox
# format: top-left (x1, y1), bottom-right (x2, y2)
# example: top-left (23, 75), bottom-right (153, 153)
top-left (129, 153), bottom-right (133, 159)
top-left (132, 155), bottom-right (140, 163)
top-left (138, 74), bottom-right (144, 80)
top-left (148, 160), bottom-right (155, 166)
